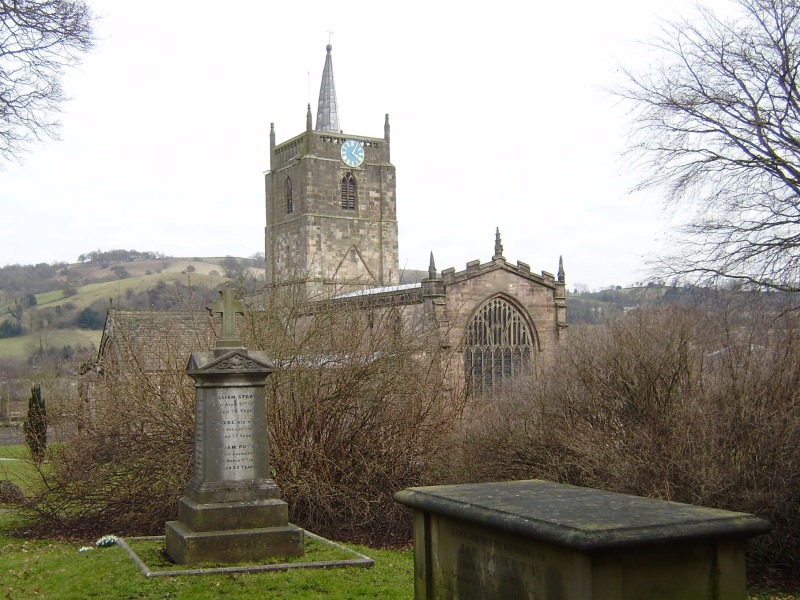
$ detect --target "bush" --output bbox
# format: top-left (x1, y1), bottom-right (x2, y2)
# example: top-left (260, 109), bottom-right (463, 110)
top-left (23, 293), bottom-right (461, 545)
top-left (23, 384), bottom-right (47, 464)
top-left (76, 307), bottom-right (103, 329)
top-left (248, 298), bottom-right (461, 545)
top-left (24, 316), bottom-right (202, 536)
top-left (0, 319), bottom-right (22, 339)
top-left (0, 480), bottom-right (24, 504)
top-left (455, 302), bottom-right (800, 583)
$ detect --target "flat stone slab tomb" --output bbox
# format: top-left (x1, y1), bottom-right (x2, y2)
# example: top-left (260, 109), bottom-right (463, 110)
top-left (394, 479), bottom-right (771, 600)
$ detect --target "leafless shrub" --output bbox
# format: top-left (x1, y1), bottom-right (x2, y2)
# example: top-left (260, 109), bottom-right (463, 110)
top-left (455, 301), bottom-right (800, 582)
top-left (246, 288), bottom-right (463, 545)
top-left (16, 287), bottom-right (461, 546)
top-left (20, 311), bottom-right (211, 536)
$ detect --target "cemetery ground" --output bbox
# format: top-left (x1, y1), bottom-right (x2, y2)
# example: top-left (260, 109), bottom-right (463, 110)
top-left (0, 445), bottom-right (795, 599)
top-left (0, 446), bottom-right (413, 599)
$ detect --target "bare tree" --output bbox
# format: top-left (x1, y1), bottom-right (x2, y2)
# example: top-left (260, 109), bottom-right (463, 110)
top-left (619, 0), bottom-right (800, 292)
top-left (0, 1), bottom-right (94, 162)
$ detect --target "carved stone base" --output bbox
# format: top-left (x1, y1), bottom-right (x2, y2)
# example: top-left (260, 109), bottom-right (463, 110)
top-left (177, 496), bottom-right (290, 532)
top-left (165, 520), bottom-right (304, 564)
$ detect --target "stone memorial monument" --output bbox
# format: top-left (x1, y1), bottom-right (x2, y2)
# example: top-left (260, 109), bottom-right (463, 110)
top-left (165, 289), bottom-right (304, 564)
top-left (395, 479), bottom-right (770, 600)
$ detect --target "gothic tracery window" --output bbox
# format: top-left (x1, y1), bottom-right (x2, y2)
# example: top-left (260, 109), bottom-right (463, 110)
top-left (463, 296), bottom-right (535, 397)
top-left (285, 177), bottom-right (293, 214)
top-left (341, 172), bottom-right (356, 210)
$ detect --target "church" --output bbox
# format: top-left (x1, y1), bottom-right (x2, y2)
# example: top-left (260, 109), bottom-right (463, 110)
top-left (263, 44), bottom-right (567, 397)
top-left (94, 45), bottom-right (566, 400)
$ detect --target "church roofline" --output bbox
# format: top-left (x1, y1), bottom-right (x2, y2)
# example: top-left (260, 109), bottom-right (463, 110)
top-left (302, 283), bottom-right (424, 314)
top-left (334, 282), bottom-right (421, 299)
top-left (440, 258), bottom-right (558, 289)
top-left (270, 129), bottom-right (390, 172)
top-left (272, 129), bottom-right (388, 152)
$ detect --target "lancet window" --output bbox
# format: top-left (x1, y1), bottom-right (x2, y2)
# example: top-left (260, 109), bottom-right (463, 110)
top-left (341, 173), bottom-right (356, 210)
top-left (285, 177), bottom-right (293, 214)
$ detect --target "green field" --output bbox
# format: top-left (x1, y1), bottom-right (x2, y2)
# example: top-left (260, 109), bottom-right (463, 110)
top-left (34, 271), bottom-right (229, 311)
top-left (0, 328), bottom-right (102, 359)
top-left (0, 263), bottom-right (233, 362)
top-left (0, 444), bottom-right (40, 495)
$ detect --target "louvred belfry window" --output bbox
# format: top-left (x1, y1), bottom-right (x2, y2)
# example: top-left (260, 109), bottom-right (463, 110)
top-left (463, 296), bottom-right (535, 397)
top-left (285, 177), bottom-right (293, 214)
top-left (341, 172), bottom-right (356, 210)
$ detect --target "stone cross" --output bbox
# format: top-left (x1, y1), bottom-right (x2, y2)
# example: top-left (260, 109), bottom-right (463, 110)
top-left (208, 288), bottom-right (246, 348)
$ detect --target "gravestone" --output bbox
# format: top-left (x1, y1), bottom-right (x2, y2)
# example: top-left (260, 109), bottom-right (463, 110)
top-left (165, 289), bottom-right (304, 564)
top-left (395, 479), bottom-right (770, 600)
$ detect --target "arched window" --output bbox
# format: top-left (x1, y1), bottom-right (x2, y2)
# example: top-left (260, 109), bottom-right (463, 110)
top-left (341, 172), bottom-right (356, 210)
top-left (285, 177), bottom-right (293, 214)
top-left (463, 296), bottom-right (534, 397)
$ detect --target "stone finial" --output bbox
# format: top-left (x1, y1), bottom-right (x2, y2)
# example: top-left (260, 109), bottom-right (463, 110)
top-left (306, 103), bottom-right (312, 132)
top-left (384, 113), bottom-right (390, 142)
top-left (493, 227), bottom-right (504, 261)
top-left (428, 251), bottom-right (438, 279)
top-left (558, 255), bottom-right (565, 283)
top-left (208, 288), bottom-right (246, 348)
top-left (269, 123), bottom-right (276, 169)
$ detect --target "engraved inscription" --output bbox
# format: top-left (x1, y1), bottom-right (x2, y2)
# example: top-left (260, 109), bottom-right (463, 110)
top-left (194, 395), bottom-right (204, 477)
top-left (214, 388), bottom-right (257, 480)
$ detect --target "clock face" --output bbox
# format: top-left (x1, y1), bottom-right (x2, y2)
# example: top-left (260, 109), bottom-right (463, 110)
top-left (340, 139), bottom-right (365, 167)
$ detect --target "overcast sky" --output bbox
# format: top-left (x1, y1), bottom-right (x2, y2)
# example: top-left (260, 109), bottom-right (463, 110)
top-left (0, 0), bottom-right (730, 290)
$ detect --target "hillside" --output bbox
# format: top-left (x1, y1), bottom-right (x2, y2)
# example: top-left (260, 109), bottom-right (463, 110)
top-left (4, 251), bottom-right (792, 359)
top-left (0, 255), bottom-right (264, 361)
top-left (568, 283), bottom-right (796, 324)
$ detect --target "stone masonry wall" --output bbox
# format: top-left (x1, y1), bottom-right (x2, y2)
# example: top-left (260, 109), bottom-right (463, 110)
top-left (266, 130), bottom-right (398, 296)
top-left (440, 259), bottom-right (562, 355)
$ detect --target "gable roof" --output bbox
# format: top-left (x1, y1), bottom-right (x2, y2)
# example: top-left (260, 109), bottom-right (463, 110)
top-left (98, 309), bottom-right (218, 373)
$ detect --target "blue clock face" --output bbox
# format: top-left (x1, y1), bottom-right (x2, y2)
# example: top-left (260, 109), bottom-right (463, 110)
top-left (340, 140), bottom-right (365, 167)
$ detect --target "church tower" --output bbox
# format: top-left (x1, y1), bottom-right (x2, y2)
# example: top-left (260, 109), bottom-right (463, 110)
top-left (264, 44), bottom-right (399, 299)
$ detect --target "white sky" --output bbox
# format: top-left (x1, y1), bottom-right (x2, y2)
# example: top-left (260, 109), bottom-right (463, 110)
top-left (0, 0), bottom-right (728, 290)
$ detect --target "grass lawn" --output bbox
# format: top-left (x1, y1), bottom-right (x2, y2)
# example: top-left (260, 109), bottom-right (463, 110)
top-left (0, 445), bottom-right (796, 599)
top-left (0, 511), bottom-right (414, 599)
top-left (0, 445), bottom-right (42, 495)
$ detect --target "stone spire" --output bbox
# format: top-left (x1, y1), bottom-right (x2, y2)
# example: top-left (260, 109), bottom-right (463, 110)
top-left (428, 252), bottom-right (438, 279)
top-left (558, 255), bottom-right (565, 283)
top-left (493, 227), bottom-right (505, 260)
top-left (315, 44), bottom-right (340, 132)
